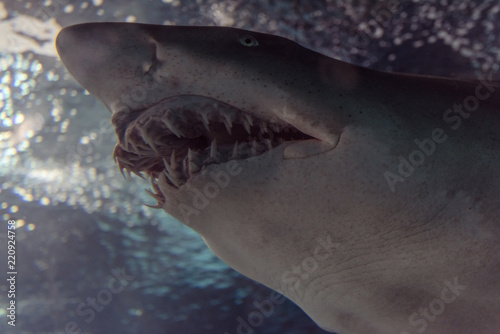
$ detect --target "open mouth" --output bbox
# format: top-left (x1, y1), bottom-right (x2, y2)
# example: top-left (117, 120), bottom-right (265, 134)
top-left (111, 96), bottom-right (314, 206)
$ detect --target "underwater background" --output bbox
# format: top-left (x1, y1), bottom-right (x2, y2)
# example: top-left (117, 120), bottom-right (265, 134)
top-left (0, 0), bottom-right (499, 333)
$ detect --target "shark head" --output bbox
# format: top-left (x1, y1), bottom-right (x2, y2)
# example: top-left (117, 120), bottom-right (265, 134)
top-left (55, 23), bottom-right (358, 141)
top-left (56, 23), bottom-right (500, 334)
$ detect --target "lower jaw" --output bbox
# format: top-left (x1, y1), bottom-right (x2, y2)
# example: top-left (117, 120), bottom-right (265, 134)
top-left (153, 140), bottom-right (292, 221)
top-left (152, 138), bottom-right (336, 207)
top-left (156, 137), bottom-right (335, 190)
top-left (153, 138), bottom-right (291, 193)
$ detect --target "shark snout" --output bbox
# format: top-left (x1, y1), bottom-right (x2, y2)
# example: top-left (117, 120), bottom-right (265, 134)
top-left (56, 24), bottom-right (115, 96)
top-left (56, 23), bottom-right (158, 111)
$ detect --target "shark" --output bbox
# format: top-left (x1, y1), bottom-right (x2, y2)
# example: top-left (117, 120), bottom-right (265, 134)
top-left (56, 23), bottom-right (500, 334)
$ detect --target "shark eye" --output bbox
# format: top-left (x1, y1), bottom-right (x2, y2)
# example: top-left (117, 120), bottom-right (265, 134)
top-left (239, 35), bottom-right (259, 47)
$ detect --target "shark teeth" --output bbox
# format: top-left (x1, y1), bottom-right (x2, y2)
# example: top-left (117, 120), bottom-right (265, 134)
top-left (259, 122), bottom-right (268, 134)
top-left (222, 114), bottom-right (233, 134)
top-left (243, 113), bottom-right (254, 126)
top-left (231, 142), bottom-right (239, 159)
top-left (270, 123), bottom-right (281, 133)
top-left (162, 118), bottom-right (182, 138)
top-left (188, 148), bottom-right (201, 176)
top-left (114, 98), bottom-right (314, 192)
top-left (210, 139), bottom-right (219, 162)
top-left (242, 118), bottom-right (252, 134)
top-left (155, 138), bottom-right (278, 189)
top-left (200, 112), bottom-right (210, 131)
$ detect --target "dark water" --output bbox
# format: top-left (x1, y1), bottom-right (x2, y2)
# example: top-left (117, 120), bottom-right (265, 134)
top-left (0, 1), bottom-right (499, 333)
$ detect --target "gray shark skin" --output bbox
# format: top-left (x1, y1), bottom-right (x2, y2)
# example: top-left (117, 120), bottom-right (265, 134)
top-left (56, 23), bottom-right (500, 334)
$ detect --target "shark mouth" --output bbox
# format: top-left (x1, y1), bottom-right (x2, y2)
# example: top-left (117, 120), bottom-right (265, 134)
top-left (111, 96), bottom-right (313, 206)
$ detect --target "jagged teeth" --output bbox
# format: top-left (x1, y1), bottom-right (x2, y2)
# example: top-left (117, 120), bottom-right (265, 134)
top-left (132, 170), bottom-right (145, 179)
top-left (144, 185), bottom-right (163, 207)
top-left (116, 154), bottom-right (132, 165)
top-left (189, 161), bottom-right (201, 175)
top-left (270, 123), bottom-right (280, 132)
top-left (223, 114), bottom-right (233, 134)
top-left (143, 137), bottom-right (160, 155)
top-left (170, 150), bottom-right (177, 169)
top-left (118, 164), bottom-right (127, 178)
top-left (138, 125), bottom-right (149, 140)
top-left (163, 170), bottom-right (183, 188)
top-left (243, 119), bottom-right (252, 134)
top-left (144, 201), bottom-right (163, 209)
top-left (123, 135), bottom-right (130, 151)
top-left (117, 108), bottom-right (301, 190)
top-left (201, 112), bottom-right (210, 131)
top-left (150, 176), bottom-right (160, 192)
top-left (162, 157), bottom-right (176, 176)
top-left (188, 148), bottom-right (201, 176)
top-left (162, 118), bottom-right (182, 138)
top-left (259, 122), bottom-right (268, 134)
top-left (145, 177), bottom-right (164, 206)
top-left (161, 156), bottom-right (184, 188)
top-left (123, 129), bottom-right (141, 153)
top-left (243, 113), bottom-right (254, 126)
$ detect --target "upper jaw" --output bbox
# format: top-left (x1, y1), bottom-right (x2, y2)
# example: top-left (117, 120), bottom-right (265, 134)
top-left (110, 95), bottom-right (315, 201)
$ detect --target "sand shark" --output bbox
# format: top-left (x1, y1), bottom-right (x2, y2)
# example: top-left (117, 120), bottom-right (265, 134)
top-left (56, 23), bottom-right (500, 334)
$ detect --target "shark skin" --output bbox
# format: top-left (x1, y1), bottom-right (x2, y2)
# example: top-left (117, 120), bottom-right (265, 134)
top-left (56, 23), bottom-right (500, 334)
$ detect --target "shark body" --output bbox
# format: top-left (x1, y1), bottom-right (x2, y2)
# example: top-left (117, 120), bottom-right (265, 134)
top-left (56, 23), bottom-right (500, 334)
